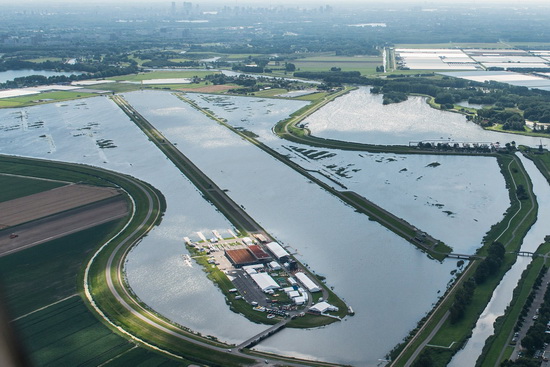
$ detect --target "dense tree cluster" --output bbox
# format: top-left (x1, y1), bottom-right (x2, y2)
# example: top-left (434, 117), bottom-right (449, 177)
top-left (449, 277), bottom-right (476, 324)
top-left (475, 241), bottom-right (506, 285)
top-left (449, 242), bottom-right (506, 324)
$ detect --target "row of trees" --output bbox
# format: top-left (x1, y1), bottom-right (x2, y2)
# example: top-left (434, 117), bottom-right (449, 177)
top-left (450, 242), bottom-right (506, 324)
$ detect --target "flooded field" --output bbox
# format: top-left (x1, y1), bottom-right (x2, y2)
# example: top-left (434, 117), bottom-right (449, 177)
top-left (0, 69), bottom-right (81, 83)
top-left (185, 92), bottom-right (509, 254)
top-left (0, 88), bottom-right (533, 366)
top-left (0, 96), bottom-right (267, 342)
top-left (302, 87), bottom-right (550, 148)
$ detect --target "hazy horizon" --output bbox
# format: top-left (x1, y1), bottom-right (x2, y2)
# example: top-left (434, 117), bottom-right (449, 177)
top-left (1, 0), bottom-right (549, 5)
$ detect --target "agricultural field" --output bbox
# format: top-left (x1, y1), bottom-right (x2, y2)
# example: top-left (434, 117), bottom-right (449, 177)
top-left (0, 161), bottom-right (181, 366)
top-left (0, 175), bottom-right (65, 203)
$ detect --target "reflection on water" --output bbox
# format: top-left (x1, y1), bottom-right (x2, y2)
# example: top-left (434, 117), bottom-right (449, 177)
top-left (0, 69), bottom-right (81, 83)
top-left (122, 91), bottom-right (462, 365)
top-left (304, 87), bottom-right (550, 148)
top-left (0, 89), bottom-right (535, 366)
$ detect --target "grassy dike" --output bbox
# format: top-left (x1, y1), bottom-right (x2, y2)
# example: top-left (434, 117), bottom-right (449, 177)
top-left (392, 153), bottom-right (538, 367)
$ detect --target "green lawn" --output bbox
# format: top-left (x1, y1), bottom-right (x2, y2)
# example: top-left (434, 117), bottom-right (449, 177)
top-left (0, 175), bottom-right (65, 203)
top-left (251, 88), bottom-right (288, 98)
top-left (293, 55), bottom-right (380, 75)
top-left (24, 57), bottom-right (64, 63)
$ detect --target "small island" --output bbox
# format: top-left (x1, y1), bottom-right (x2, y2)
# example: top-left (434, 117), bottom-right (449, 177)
top-left (184, 230), bottom-right (350, 329)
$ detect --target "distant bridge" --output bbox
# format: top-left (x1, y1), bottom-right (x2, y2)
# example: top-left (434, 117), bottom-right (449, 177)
top-left (447, 253), bottom-right (482, 260)
top-left (514, 251), bottom-right (536, 257)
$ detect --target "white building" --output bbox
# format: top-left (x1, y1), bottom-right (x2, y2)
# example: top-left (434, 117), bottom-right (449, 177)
top-left (265, 241), bottom-right (290, 260)
top-left (250, 273), bottom-right (279, 292)
top-left (295, 272), bottom-right (321, 293)
top-left (294, 296), bottom-right (306, 305)
top-left (310, 301), bottom-right (339, 313)
top-left (269, 261), bottom-right (282, 271)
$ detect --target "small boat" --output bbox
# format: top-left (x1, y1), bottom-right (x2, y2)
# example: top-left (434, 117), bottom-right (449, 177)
top-left (267, 314), bottom-right (275, 319)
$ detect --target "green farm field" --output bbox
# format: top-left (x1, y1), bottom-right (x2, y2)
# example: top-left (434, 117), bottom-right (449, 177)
top-left (0, 222), bottom-right (121, 316)
top-left (13, 296), bottom-right (182, 367)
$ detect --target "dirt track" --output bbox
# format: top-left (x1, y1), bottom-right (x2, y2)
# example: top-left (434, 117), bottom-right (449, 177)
top-left (0, 197), bottom-right (128, 257)
top-left (0, 184), bottom-right (121, 227)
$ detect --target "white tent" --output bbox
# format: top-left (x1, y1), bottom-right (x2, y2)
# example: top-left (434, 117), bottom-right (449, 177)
top-left (288, 290), bottom-right (300, 299)
top-left (250, 273), bottom-right (279, 292)
top-left (310, 301), bottom-right (339, 313)
top-left (266, 242), bottom-right (289, 259)
top-left (295, 272), bottom-right (321, 293)
top-left (269, 261), bottom-right (282, 270)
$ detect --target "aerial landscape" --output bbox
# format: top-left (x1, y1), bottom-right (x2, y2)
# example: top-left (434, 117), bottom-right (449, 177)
top-left (2, 1), bottom-right (550, 366)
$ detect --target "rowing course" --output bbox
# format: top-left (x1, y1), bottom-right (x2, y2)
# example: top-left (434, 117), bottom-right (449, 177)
top-left (0, 184), bottom-right (122, 228)
top-left (0, 196), bottom-right (128, 257)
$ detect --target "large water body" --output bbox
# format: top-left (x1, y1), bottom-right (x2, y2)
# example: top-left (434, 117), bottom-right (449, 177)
top-left (121, 90), bottom-right (512, 365)
top-left (0, 89), bottom-right (522, 366)
top-left (184, 92), bottom-right (510, 254)
top-left (0, 69), bottom-right (81, 83)
top-left (0, 97), bottom-right (267, 343)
